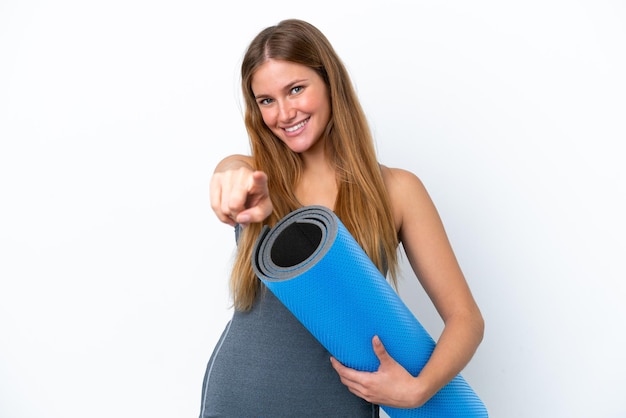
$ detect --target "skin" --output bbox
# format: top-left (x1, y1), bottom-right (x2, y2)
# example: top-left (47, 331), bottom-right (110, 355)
top-left (210, 58), bottom-right (484, 409)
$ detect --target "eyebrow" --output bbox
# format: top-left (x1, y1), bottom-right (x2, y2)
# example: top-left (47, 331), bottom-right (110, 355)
top-left (254, 78), bottom-right (309, 99)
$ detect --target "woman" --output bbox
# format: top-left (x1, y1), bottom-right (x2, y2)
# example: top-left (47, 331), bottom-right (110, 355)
top-left (200, 18), bottom-right (484, 417)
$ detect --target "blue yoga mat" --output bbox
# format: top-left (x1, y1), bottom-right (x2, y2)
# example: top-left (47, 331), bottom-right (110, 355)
top-left (252, 205), bottom-right (488, 417)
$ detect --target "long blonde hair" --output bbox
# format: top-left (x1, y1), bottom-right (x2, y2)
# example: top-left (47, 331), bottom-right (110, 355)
top-left (231, 19), bottom-right (398, 311)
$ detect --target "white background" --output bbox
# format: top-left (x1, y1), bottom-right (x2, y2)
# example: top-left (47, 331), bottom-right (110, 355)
top-left (1, 1), bottom-right (625, 417)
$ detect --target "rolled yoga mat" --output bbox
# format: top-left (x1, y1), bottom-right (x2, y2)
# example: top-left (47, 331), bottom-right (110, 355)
top-left (252, 205), bottom-right (488, 418)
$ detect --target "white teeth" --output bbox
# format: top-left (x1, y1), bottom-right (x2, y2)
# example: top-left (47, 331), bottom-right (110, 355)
top-left (285, 119), bottom-right (308, 132)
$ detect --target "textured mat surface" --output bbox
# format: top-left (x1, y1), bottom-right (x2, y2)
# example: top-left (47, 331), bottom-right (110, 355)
top-left (252, 205), bottom-right (488, 417)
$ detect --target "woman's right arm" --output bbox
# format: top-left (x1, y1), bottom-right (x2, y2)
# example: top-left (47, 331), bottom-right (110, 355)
top-left (209, 154), bottom-right (273, 227)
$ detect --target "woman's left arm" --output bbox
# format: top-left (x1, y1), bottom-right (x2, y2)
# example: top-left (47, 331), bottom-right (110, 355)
top-left (330, 166), bottom-right (484, 408)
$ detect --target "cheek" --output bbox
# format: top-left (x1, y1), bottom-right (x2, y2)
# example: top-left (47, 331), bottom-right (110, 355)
top-left (309, 92), bottom-right (331, 119)
top-left (259, 108), bottom-right (276, 127)
top-left (312, 97), bottom-right (331, 125)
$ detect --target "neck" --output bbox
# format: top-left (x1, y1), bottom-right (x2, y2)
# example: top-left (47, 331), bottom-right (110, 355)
top-left (295, 150), bottom-right (337, 209)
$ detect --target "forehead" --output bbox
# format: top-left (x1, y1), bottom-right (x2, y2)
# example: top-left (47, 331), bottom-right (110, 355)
top-left (251, 59), bottom-right (320, 93)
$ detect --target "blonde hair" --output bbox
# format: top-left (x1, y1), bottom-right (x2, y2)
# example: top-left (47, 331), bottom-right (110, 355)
top-left (231, 19), bottom-right (398, 311)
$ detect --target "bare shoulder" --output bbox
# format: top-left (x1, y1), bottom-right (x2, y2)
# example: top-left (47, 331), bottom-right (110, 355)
top-left (380, 164), bottom-right (439, 235)
top-left (380, 165), bottom-right (431, 207)
top-left (381, 165), bottom-right (426, 191)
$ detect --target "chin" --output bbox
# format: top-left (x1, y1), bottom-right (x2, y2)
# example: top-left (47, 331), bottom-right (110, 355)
top-left (284, 139), bottom-right (314, 154)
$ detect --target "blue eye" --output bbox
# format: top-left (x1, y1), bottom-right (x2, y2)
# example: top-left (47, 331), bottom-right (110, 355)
top-left (291, 86), bottom-right (303, 94)
top-left (258, 98), bottom-right (273, 106)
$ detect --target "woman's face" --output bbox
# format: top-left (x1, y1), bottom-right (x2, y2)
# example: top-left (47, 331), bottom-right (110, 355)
top-left (251, 59), bottom-right (331, 155)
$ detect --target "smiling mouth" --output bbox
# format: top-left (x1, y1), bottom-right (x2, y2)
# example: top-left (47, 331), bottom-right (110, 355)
top-left (284, 118), bottom-right (309, 133)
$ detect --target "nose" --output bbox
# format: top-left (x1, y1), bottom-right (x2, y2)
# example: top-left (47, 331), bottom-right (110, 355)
top-left (277, 100), bottom-right (296, 122)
